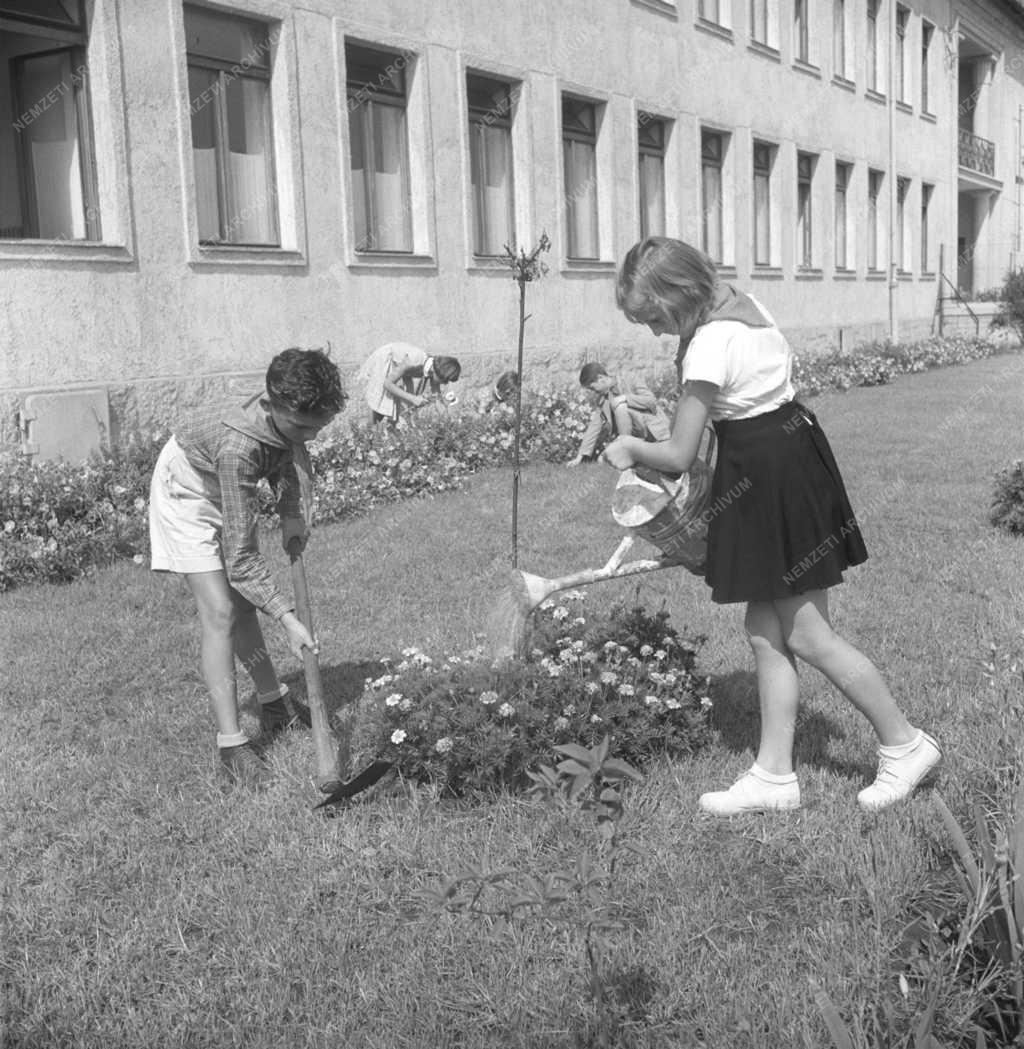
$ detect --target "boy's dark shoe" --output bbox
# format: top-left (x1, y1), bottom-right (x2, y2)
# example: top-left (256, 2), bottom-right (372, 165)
top-left (219, 741), bottom-right (273, 789)
top-left (259, 696), bottom-right (312, 736)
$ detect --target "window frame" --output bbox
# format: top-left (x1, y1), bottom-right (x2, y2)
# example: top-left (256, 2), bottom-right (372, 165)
top-left (346, 41), bottom-right (414, 255)
top-left (796, 150), bottom-right (816, 270)
top-left (752, 139), bottom-right (775, 268)
top-left (834, 160), bottom-right (852, 271)
top-left (895, 5), bottom-right (909, 104)
top-left (638, 111), bottom-right (667, 239)
top-left (921, 20), bottom-right (934, 114)
top-left (466, 71), bottom-right (517, 259)
top-left (867, 168), bottom-right (884, 271)
top-left (920, 181), bottom-right (933, 273)
top-left (561, 93), bottom-right (602, 262)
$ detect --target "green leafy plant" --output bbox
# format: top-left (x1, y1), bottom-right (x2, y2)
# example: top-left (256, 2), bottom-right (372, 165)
top-left (423, 737), bottom-right (652, 1048)
top-left (990, 268), bottom-right (1024, 345)
top-left (344, 595), bottom-right (711, 796)
top-left (990, 461), bottom-right (1024, 536)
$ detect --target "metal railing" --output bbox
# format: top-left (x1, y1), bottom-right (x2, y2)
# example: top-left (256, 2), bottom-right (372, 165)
top-left (958, 127), bottom-right (996, 176)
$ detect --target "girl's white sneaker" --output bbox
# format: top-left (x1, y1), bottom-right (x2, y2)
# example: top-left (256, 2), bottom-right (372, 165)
top-left (698, 765), bottom-right (801, 816)
top-left (857, 732), bottom-right (941, 811)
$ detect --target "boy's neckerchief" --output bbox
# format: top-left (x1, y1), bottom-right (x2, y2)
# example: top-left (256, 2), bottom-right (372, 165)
top-left (674, 283), bottom-right (773, 377)
top-left (222, 391), bottom-right (313, 523)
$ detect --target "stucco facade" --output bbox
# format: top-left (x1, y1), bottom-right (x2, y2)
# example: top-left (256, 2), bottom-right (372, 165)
top-left (1, 0), bottom-right (1023, 456)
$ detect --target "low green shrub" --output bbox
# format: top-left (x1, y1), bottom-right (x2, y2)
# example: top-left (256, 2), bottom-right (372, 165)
top-left (990, 461), bottom-right (1024, 536)
top-left (343, 595), bottom-right (712, 796)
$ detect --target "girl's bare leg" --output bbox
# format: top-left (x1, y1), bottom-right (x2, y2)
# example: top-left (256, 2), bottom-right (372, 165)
top-left (744, 601), bottom-right (800, 775)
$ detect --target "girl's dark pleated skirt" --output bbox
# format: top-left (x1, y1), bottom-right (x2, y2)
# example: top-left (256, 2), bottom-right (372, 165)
top-left (705, 401), bottom-right (868, 604)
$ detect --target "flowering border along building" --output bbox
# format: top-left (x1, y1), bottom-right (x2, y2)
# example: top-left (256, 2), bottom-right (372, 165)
top-left (2, 0), bottom-right (1024, 458)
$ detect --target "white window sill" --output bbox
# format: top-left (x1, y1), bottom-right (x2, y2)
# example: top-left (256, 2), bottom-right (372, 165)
top-left (0, 241), bottom-right (134, 265)
top-left (191, 245), bottom-right (306, 268)
top-left (561, 259), bottom-right (617, 274)
top-left (348, 253), bottom-right (438, 272)
top-left (629, 0), bottom-right (678, 17)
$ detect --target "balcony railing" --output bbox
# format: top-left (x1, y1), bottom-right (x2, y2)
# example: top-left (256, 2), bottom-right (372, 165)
top-left (959, 127), bottom-right (995, 177)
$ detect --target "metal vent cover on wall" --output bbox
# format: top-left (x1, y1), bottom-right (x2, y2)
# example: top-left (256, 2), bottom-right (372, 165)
top-left (19, 389), bottom-right (111, 462)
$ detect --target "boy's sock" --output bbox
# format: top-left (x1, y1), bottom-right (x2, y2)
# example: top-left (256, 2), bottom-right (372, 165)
top-left (878, 730), bottom-right (923, 759)
top-left (257, 683), bottom-right (290, 705)
top-left (216, 730), bottom-right (248, 749)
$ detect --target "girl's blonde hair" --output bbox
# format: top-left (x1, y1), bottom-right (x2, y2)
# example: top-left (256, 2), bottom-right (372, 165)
top-left (616, 237), bottom-right (718, 328)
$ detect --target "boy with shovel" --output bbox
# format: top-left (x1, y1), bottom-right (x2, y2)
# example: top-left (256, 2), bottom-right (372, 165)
top-left (148, 348), bottom-right (346, 787)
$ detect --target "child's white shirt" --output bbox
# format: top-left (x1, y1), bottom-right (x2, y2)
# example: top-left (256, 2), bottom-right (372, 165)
top-left (679, 296), bottom-right (796, 421)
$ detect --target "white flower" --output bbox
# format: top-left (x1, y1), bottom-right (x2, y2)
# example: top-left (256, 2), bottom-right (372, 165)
top-left (572, 640), bottom-right (586, 652)
top-left (600, 671), bottom-right (618, 685)
top-left (582, 651), bottom-right (598, 664)
top-left (700, 696), bottom-right (714, 710)
top-left (479, 690), bottom-right (499, 705)
top-left (434, 737), bottom-right (454, 753)
top-left (590, 714), bottom-right (603, 724)
top-left (644, 695), bottom-right (660, 707)
top-left (662, 673), bottom-right (678, 686)
top-left (401, 646), bottom-right (421, 658)
top-left (665, 698), bottom-right (681, 710)
top-left (498, 702), bottom-right (515, 718)
top-left (3, 521), bottom-right (14, 533)
top-left (564, 590), bottom-right (586, 601)
top-left (385, 693), bottom-right (402, 707)
top-left (552, 606), bottom-right (569, 621)
top-left (553, 716), bottom-right (570, 731)
top-left (640, 644), bottom-right (654, 657)
top-left (573, 617), bottom-right (587, 626)
top-left (654, 649), bottom-right (667, 661)
top-left (539, 599), bottom-right (555, 611)
top-left (603, 641), bottom-right (618, 652)
top-left (132, 554), bottom-right (144, 565)
top-left (531, 648), bottom-right (544, 658)
top-left (547, 665), bottom-right (562, 677)
top-left (559, 648), bottom-right (575, 662)
top-left (627, 657), bottom-right (642, 668)
top-left (390, 729), bottom-right (407, 744)
top-left (399, 698), bottom-right (412, 712)
top-left (618, 683), bottom-right (635, 697)
top-left (584, 682), bottom-right (600, 695)
top-left (133, 497), bottom-right (146, 511)
top-left (563, 705), bottom-right (576, 716)
top-left (412, 653), bottom-right (433, 667)
top-left (371, 674), bottom-right (394, 690)
top-left (662, 636), bottom-right (675, 647)
top-left (648, 672), bottom-right (665, 686)
top-left (396, 660), bottom-right (410, 672)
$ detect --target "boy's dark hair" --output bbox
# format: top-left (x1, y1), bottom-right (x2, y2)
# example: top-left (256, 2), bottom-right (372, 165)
top-left (432, 356), bottom-right (462, 383)
top-left (578, 362), bottom-right (608, 387)
top-left (266, 347), bottom-right (347, 414)
top-left (494, 370), bottom-right (520, 402)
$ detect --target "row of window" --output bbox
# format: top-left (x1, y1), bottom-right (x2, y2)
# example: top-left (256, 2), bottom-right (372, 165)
top-left (0, 1), bottom-right (940, 279)
top-left (698, 0), bottom-right (937, 113)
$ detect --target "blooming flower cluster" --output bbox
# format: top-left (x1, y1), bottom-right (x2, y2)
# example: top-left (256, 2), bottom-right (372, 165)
top-left (345, 596), bottom-right (714, 796)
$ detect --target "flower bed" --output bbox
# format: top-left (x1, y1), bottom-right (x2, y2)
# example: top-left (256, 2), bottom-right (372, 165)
top-left (1, 334), bottom-right (1018, 590)
top-left (342, 595), bottom-right (713, 795)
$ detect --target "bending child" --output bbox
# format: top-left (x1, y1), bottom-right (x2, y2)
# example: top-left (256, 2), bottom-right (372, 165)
top-left (357, 341), bottom-right (461, 425)
top-left (605, 237), bottom-right (940, 815)
top-left (148, 348), bottom-right (346, 787)
top-left (566, 362), bottom-right (671, 467)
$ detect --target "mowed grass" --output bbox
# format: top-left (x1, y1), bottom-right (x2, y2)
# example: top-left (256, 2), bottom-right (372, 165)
top-left (3, 354), bottom-right (1024, 1048)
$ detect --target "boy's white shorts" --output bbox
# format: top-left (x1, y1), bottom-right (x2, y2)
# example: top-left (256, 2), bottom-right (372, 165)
top-left (148, 436), bottom-right (225, 574)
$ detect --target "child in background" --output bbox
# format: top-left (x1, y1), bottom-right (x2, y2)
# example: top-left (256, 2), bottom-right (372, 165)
top-left (358, 342), bottom-right (462, 425)
top-left (149, 348), bottom-right (346, 787)
top-left (566, 362), bottom-right (671, 467)
top-left (604, 237), bottom-right (940, 815)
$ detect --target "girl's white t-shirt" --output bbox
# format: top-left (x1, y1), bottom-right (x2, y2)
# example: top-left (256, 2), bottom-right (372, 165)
top-left (679, 297), bottom-right (795, 421)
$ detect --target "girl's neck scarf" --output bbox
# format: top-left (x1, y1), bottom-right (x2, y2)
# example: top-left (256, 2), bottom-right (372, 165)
top-left (675, 283), bottom-right (773, 376)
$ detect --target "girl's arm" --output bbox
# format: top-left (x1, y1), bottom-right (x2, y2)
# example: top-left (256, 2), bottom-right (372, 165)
top-left (602, 381), bottom-right (716, 475)
top-left (382, 361), bottom-right (429, 407)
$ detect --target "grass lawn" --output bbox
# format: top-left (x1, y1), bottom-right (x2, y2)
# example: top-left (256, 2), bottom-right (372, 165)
top-left (3, 354), bottom-right (1024, 1048)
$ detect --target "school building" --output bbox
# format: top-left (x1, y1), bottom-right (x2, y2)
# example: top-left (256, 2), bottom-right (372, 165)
top-left (1, 0), bottom-right (1024, 458)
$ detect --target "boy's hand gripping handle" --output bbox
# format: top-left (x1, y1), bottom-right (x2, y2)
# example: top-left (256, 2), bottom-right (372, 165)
top-left (287, 539), bottom-right (342, 795)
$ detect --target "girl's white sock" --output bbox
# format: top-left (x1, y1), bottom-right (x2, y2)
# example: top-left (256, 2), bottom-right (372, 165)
top-left (216, 730), bottom-right (248, 749)
top-left (257, 683), bottom-right (289, 705)
top-left (750, 763), bottom-right (798, 784)
top-left (879, 730), bottom-right (924, 758)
